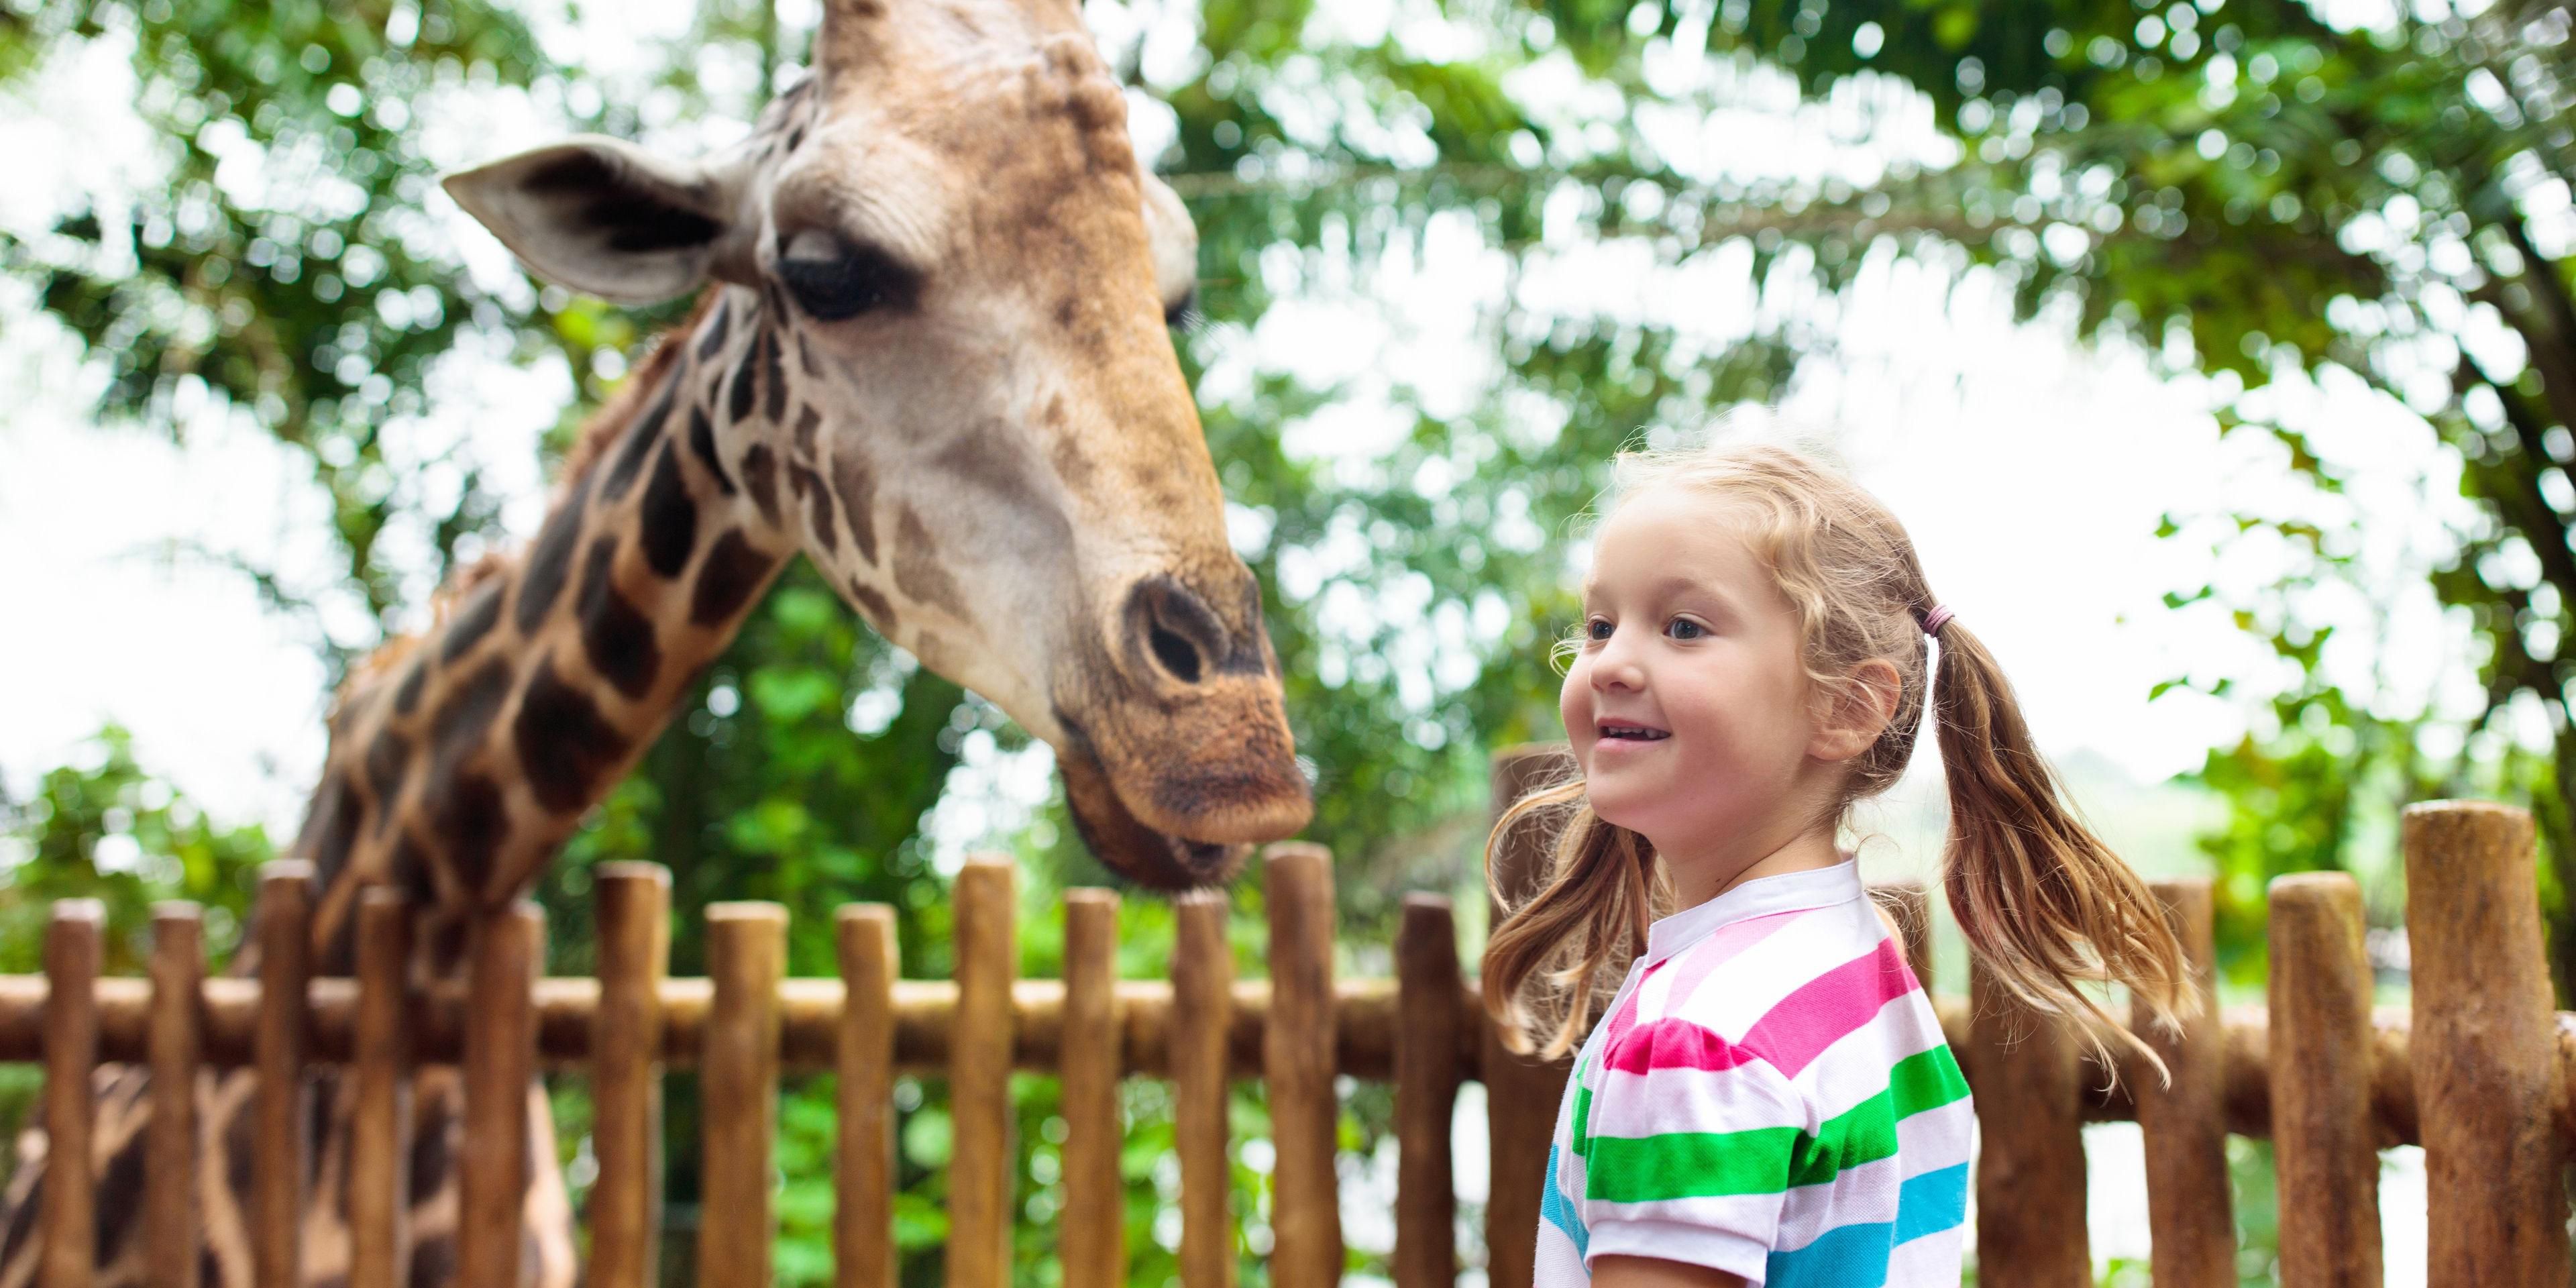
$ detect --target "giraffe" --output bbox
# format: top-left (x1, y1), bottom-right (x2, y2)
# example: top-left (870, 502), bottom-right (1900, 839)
top-left (0, 0), bottom-right (1315, 1282)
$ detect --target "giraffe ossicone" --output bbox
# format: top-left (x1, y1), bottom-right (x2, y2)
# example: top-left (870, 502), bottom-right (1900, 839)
top-left (0, 0), bottom-right (1310, 1283)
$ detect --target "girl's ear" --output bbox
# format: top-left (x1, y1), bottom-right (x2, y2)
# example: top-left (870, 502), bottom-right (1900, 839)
top-left (1809, 657), bottom-right (1903, 762)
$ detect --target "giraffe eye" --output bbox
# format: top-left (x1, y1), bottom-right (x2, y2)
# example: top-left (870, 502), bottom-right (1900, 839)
top-left (777, 228), bottom-right (918, 321)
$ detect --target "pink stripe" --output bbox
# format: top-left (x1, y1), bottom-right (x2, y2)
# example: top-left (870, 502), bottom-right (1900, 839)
top-left (1602, 1016), bottom-right (1758, 1074)
top-left (1739, 937), bottom-right (1919, 1077)
top-left (1599, 958), bottom-right (1665, 1054)
top-left (1652, 908), bottom-right (1804, 1016)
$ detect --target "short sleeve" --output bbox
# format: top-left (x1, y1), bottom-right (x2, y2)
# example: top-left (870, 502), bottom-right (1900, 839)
top-left (1574, 1017), bottom-right (1809, 1281)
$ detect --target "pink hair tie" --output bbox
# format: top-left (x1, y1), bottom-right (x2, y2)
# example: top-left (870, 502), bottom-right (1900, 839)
top-left (1920, 604), bottom-right (1954, 636)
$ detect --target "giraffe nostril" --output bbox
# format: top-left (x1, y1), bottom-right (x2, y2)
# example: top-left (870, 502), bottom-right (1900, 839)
top-left (1128, 575), bottom-right (1234, 688)
top-left (1148, 624), bottom-right (1203, 684)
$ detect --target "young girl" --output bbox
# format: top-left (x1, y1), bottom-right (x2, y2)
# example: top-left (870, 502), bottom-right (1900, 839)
top-left (1483, 440), bottom-right (2188, 1287)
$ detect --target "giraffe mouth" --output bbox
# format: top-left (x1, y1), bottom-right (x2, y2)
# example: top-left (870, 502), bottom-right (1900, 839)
top-left (1055, 740), bottom-right (1250, 890)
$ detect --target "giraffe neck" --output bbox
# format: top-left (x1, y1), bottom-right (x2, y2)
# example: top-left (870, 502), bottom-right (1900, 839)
top-left (296, 288), bottom-right (799, 973)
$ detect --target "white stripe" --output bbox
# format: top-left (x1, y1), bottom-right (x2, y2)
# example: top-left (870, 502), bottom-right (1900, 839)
top-left (1665, 902), bottom-right (1892, 1038)
top-left (1886, 1220), bottom-right (1968, 1284)
top-left (1781, 996), bottom-right (1955, 1120)
top-left (1582, 1053), bottom-right (1803, 1141)
top-left (1771, 1150), bottom-right (1905, 1249)
top-left (1895, 1099), bottom-right (1976, 1173)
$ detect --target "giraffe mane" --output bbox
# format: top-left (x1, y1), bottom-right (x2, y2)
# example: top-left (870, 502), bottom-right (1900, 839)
top-left (338, 289), bottom-right (722, 716)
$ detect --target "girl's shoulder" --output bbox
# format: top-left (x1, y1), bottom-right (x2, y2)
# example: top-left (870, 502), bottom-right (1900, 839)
top-left (1646, 897), bottom-right (1935, 1081)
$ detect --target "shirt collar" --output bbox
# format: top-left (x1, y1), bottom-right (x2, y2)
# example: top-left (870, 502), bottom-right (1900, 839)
top-left (1642, 856), bottom-right (1866, 965)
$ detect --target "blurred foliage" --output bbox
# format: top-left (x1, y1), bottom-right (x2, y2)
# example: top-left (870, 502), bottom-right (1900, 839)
top-left (11, 0), bottom-right (2571, 1279)
top-left (1746, 0), bottom-right (2576, 993)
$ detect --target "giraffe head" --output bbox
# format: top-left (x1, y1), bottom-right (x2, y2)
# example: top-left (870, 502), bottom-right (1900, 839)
top-left (441, 0), bottom-right (1309, 888)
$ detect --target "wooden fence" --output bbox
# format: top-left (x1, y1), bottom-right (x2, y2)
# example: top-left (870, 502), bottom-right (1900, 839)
top-left (3, 755), bottom-right (2573, 1287)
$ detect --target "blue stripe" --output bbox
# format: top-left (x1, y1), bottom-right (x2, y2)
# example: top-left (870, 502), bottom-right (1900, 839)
top-left (1764, 1220), bottom-right (1890, 1288)
top-left (1892, 1163), bottom-right (1968, 1245)
top-left (1539, 1144), bottom-right (1589, 1258)
top-left (1763, 1164), bottom-right (1968, 1287)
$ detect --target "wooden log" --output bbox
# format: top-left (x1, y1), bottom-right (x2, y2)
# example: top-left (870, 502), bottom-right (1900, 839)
top-left (1170, 892), bottom-right (1234, 1288)
top-left (458, 903), bottom-right (542, 1288)
top-left (1482, 744), bottom-right (1575, 1288)
top-left (42, 900), bottom-right (103, 1288)
top-left (835, 904), bottom-right (898, 1288)
top-left (146, 904), bottom-right (204, 1288)
top-left (2403, 802), bottom-right (2566, 1287)
top-left (1058, 890), bottom-right (1124, 1288)
top-left (349, 892), bottom-right (413, 1288)
top-left (252, 863), bottom-right (314, 1288)
top-left (1265, 843), bottom-right (1342, 1288)
top-left (1968, 962), bottom-right (2089, 1287)
top-left (0, 971), bottom-right (1459, 1081)
top-left (698, 902), bottom-right (786, 1288)
top-left (1869, 879), bottom-right (1934, 987)
top-left (947, 859), bottom-right (1016, 1288)
top-left (2267, 871), bottom-right (2381, 1288)
top-left (1393, 895), bottom-right (1460, 1288)
top-left (2131, 878), bottom-right (2233, 1288)
top-left (590, 863), bottom-right (670, 1288)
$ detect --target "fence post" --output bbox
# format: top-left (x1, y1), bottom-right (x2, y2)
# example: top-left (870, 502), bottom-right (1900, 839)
top-left (2402, 802), bottom-right (2567, 1287)
top-left (459, 902), bottom-right (542, 1288)
top-left (592, 863), bottom-right (671, 1288)
top-left (836, 904), bottom-right (899, 1288)
top-left (350, 891), bottom-right (413, 1288)
top-left (2134, 877), bottom-right (2233, 1288)
top-left (1171, 890), bottom-right (1234, 1288)
top-left (253, 863), bottom-right (314, 1288)
top-left (41, 899), bottom-right (102, 1288)
top-left (1265, 842), bottom-right (1342, 1288)
top-left (1483, 745), bottom-right (1574, 1288)
top-left (1968, 963), bottom-right (2089, 1287)
top-left (1059, 890), bottom-right (1124, 1288)
top-left (146, 903), bottom-right (205, 1288)
top-left (949, 859), bottom-right (1016, 1288)
top-left (700, 902), bottom-right (786, 1288)
top-left (1394, 894), bottom-right (1461, 1288)
top-left (2267, 871), bottom-right (2381, 1288)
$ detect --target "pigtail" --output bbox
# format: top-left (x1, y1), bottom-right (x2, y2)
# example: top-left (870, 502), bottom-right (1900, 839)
top-left (1480, 781), bottom-right (1663, 1059)
top-left (1928, 616), bottom-right (2192, 1077)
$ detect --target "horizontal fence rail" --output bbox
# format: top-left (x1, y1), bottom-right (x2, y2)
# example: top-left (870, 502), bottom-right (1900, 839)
top-left (0, 975), bottom-right (2534, 1146)
top-left (4, 769), bottom-right (2571, 1288)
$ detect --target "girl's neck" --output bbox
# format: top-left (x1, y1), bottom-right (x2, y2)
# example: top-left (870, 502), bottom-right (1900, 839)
top-left (1656, 816), bottom-right (1847, 910)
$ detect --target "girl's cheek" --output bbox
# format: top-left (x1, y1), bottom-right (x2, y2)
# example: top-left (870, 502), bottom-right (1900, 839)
top-left (1559, 661), bottom-right (1591, 745)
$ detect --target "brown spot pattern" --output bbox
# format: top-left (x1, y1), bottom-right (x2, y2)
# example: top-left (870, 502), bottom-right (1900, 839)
top-left (517, 472), bottom-right (594, 632)
top-left (577, 537), bottom-right (662, 700)
top-left (513, 658), bottom-right (632, 814)
top-left (894, 506), bottom-right (971, 618)
top-left (639, 443), bottom-right (699, 579)
top-left (831, 447), bottom-right (879, 565)
top-left (741, 443), bottom-right (782, 528)
top-left (691, 530), bottom-right (778, 626)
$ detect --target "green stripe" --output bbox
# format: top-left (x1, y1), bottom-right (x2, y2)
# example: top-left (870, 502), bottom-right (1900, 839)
top-left (1585, 1125), bottom-right (1805, 1200)
top-left (1580, 1044), bottom-right (1970, 1204)
top-left (1888, 1044), bottom-right (1969, 1118)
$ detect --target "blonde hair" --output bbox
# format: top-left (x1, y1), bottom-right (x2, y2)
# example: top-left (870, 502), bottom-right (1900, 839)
top-left (1481, 439), bottom-right (2188, 1075)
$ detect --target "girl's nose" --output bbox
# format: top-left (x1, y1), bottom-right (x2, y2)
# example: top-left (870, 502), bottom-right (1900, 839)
top-left (1590, 628), bottom-right (1647, 692)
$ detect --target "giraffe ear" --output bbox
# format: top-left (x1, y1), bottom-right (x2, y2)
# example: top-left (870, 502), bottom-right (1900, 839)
top-left (443, 136), bottom-right (745, 306)
top-left (1138, 171), bottom-right (1198, 319)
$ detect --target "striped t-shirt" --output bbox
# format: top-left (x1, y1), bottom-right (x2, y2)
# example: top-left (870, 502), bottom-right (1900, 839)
top-left (1533, 859), bottom-right (1972, 1287)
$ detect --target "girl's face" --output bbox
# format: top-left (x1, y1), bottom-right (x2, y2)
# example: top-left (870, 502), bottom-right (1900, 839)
top-left (1561, 484), bottom-right (1833, 855)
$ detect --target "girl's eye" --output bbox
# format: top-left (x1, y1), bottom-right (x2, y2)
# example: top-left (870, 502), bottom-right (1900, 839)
top-left (1586, 618), bottom-right (1613, 641)
top-left (1668, 618), bottom-right (1705, 640)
